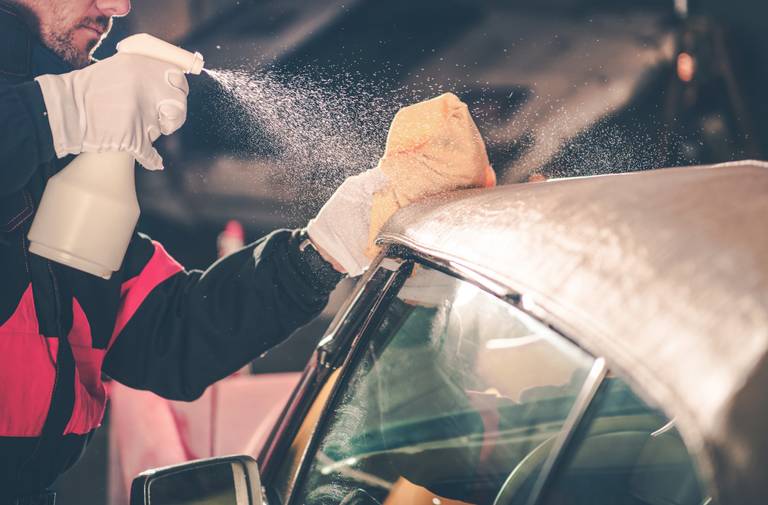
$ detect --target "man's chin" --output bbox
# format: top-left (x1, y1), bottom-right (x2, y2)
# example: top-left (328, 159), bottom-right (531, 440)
top-left (74, 34), bottom-right (101, 58)
top-left (47, 44), bottom-right (88, 68)
top-left (66, 41), bottom-right (100, 68)
top-left (46, 32), bottom-right (93, 68)
top-left (67, 49), bottom-right (93, 68)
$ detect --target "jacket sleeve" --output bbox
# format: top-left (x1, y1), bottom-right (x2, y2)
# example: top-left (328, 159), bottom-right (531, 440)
top-left (102, 228), bottom-right (343, 401)
top-left (0, 80), bottom-right (55, 197)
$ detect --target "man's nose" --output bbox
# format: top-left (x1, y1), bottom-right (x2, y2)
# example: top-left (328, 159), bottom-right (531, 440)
top-left (95, 0), bottom-right (131, 17)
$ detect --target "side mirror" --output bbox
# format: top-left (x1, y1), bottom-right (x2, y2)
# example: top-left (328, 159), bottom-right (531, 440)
top-left (130, 455), bottom-right (263, 505)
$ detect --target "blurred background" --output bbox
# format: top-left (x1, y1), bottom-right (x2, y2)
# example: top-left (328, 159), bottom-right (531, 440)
top-left (57, 0), bottom-right (768, 502)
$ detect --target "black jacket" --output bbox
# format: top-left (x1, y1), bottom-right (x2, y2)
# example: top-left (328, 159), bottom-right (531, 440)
top-left (0, 3), bottom-right (342, 501)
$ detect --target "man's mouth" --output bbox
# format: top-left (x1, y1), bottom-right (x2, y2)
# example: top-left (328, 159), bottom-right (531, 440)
top-left (79, 23), bottom-right (106, 37)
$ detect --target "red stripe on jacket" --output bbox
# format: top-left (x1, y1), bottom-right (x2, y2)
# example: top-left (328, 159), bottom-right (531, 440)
top-left (63, 242), bottom-right (182, 435)
top-left (0, 285), bottom-right (57, 437)
top-left (109, 240), bottom-right (183, 350)
top-left (0, 242), bottom-right (183, 437)
top-left (66, 241), bottom-right (182, 434)
top-left (64, 241), bottom-right (183, 435)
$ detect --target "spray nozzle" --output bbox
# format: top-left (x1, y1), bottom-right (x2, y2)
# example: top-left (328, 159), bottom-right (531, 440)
top-left (116, 33), bottom-right (204, 75)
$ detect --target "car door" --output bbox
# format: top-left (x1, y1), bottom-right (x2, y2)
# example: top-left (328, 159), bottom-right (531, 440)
top-left (263, 256), bottom-right (717, 505)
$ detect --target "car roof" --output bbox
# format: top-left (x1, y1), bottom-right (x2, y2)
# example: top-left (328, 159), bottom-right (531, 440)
top-left (377, 160), bottom-right (768, 505)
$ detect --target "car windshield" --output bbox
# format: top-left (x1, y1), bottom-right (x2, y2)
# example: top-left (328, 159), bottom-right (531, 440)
top-left (291, 265), bottom-right (596, 505)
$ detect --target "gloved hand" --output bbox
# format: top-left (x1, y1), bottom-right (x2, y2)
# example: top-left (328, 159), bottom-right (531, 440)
top-left (35, 53), bottom-right (189, 170)
top-left (307, 167), bottom-right (389, 277)
top-left (308, 93), bottom-right (495, 277)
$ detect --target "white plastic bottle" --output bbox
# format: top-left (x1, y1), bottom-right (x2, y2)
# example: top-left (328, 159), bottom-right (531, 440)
top-left (28, 152), bottom-right (138, 278)
top-left (27, 34), bottom-right (204, 279)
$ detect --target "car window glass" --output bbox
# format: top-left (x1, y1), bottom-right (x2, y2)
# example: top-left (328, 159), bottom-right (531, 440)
top-left (536, 377), bottom-right (717, 505)
top-left (291, 265), bottom-right (595, 505)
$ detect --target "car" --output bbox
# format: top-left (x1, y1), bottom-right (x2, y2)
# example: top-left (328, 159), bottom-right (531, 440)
top-left (126, 161), bottom-right (768, 505)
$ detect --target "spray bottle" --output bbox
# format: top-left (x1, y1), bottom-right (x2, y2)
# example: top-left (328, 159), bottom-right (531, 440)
top-left (27, 34), bottom-right (204, 279)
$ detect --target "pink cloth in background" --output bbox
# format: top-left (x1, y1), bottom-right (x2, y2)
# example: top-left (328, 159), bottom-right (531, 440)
top-left (107, 372), bottom-right (300, 505)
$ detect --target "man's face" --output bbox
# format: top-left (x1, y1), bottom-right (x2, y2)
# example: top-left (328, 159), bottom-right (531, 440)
top-left (26, 0), bottom-right (131, 68)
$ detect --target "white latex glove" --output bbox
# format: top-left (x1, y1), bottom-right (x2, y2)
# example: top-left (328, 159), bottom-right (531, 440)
top-left (35, 53), bottom-right (189, 170)
top-left (307, 167), bottom-right (389, 277)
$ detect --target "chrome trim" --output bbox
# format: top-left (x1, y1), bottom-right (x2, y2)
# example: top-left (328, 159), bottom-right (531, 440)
top-left (527, 357), bottom-right (608, 505)
top-left (379, 234), bottom-right (512, 298)
top-left (378, 256), bottom-right (406, 272)
top-left (443, 259), bottom-right (510, 298)
top-left (651, 419), bottom-right (677, 438)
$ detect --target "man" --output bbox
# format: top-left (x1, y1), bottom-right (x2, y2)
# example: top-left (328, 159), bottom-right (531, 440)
top-left (0, 0), bottom-right (404, 502)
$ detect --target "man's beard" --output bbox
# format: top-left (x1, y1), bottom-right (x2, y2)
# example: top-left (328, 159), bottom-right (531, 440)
top-left (45, 16), bottom-right (111, 68)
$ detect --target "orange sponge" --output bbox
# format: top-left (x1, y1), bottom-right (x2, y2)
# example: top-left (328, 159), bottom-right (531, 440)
top-left (367, 92), bottom-right (496, 256)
